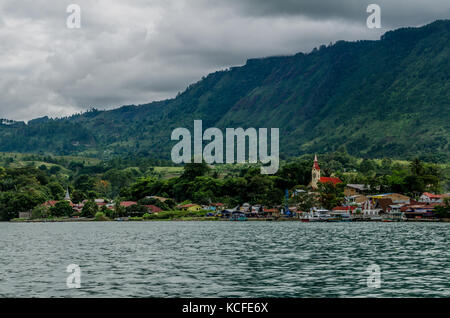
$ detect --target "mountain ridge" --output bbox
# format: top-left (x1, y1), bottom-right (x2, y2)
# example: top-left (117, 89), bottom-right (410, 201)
top-left (1, 20), bottom-right (449, 162)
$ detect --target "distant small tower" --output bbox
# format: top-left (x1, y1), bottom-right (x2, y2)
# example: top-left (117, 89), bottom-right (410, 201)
top-left (64, 188), bottom-right (71, 201)
top-left (311, 155), bottom-right (321, 190)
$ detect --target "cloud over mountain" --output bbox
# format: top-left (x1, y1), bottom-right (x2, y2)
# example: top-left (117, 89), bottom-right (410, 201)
top-left (0, 0), bottom-right (448, 121)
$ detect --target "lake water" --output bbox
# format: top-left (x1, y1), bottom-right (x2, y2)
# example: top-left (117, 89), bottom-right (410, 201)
top-left (1, 221), bottom-right (449, 298)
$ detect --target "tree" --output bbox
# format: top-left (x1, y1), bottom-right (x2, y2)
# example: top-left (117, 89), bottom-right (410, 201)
top-left (114, 201), bottom-right (126, 217)
top-left (318, 182), bottom-right (345, 210)
top-left (360, 159), bottom-right (376, 174)
top-left (292, 191), bottom-right (318, 212)
top-left (47, 182), bottom-right (65, 200)
top-left (50, 201), bottom-right (73, 217)
top-left (434, 199), bottom-right (450, 219)
top-left (74, 175), bottom-right (95, 193)
top-left (410, 158), bottom-right (425, 176)
top-left (181, 161), bottom-right (211, 181)
top-left (49, 165), bottom-right (61, 175)
top-left (81, 200), bottom-right (98, 218)
top-left (71, 190), bottom-right (86, 204)
top-left (32, 205), bottom-right (49, 219)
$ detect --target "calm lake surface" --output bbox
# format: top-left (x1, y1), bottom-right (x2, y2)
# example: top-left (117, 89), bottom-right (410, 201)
top-left (1, 221), bottom-right (449, 298)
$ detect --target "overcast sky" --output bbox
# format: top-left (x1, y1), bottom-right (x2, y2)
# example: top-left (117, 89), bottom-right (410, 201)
top-left (0, 0), bottom-right (449, 121)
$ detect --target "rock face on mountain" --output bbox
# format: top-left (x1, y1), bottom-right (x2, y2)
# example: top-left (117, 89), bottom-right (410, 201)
top-left (1, 20), bottom-right (449, 162)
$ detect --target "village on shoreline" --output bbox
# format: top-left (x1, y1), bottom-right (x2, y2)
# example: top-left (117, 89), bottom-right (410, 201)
top-left (10, 156), bottom-right (450, 223)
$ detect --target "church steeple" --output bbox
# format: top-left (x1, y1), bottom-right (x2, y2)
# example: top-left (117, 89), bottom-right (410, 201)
top-left (64, 188), bottom-right (71, 201)
top-left (311, 155), bottom-right (321, 189)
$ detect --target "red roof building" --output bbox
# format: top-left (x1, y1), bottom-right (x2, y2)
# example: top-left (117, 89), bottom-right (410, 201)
top-left (311, 155), bottom-right (342, 189)
top-left (319, 177), bottom-right (343, 186)
top-left (120, 201), bottom-right (138, 207)
top-left (43, 200), bottom-right (58, 207)
top-left (332, 206), bottom-right (358, 212)
top-left (143, 205), bottom-right (163, 213)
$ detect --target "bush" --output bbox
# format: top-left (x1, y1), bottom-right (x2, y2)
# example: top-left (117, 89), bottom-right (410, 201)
top-left (81, 200), bottom-right (98, 217)
top-left (143, 213), bottom-right (152, 220)
top-left (50, 201), bottom-right (73, 217)
top-left (31, 205), bottom-right (49, 219)
top-left (94, 212), bottom-right (108, 221)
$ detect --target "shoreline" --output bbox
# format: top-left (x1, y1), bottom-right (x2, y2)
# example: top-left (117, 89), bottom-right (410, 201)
top-left (7, 217), bottom-right (450, 223)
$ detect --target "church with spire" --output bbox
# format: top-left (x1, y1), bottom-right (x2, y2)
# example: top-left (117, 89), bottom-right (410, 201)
top-left (310, 155), bottom-right (342, 190)
top-left (64, 188), bottom-right (71, 201)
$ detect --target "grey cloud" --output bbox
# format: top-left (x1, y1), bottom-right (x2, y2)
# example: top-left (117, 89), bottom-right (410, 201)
top-left (222, 0), bottom-right (450, 27)
top-left (0, 0), bottom-right (448, 121)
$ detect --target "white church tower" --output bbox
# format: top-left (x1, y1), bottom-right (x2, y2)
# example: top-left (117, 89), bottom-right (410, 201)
top-left (311, 155), bottom-right (321, 190)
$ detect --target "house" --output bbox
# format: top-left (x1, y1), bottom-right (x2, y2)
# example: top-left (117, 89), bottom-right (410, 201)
top-left (401, 203), bottom-right (438, 219)
top-left (373, 198), bottom-right (395, 213)
top-left (332, 206), bottom-right (358, 215)
top-left (293, 189), bottom-right (307, 197)
top-left (262, 207), bottom-right (280, 218)
top-left (419, 192), bottom-right (446, 203)
top-left (143, 205), bottom-right (163, 213)
top-left (345, 194), bottom-right (368, 204)
top-left (240, 203), bottom-right (251, 213)
top-left (120, 201), bottom-right (138, 208)
top-left (18, 211), bottom-right (32, 219)
top-left (43, 200), bottom-right (58, 208)
top-left (369, 193), bottom-right (411, 204)
top-left (206, 203), bottom-right (225, 211)
top-left (344, 184), bottom-right (370, 196)
top-left (178, 204), bottom-right (203, 212)
top-left (361, 200), bottom-right (382, 217)
top-left (310, 155), bottom-right (342, 189)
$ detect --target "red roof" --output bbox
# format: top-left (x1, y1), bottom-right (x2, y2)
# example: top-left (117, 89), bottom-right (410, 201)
top-left (333, 206), bottom-right (357, 211)
top-left (319, 177), bottom-right (342, 185)
top-left (422, 192), bottom-right (442, 199)
top-left (211, 203), bottom-right (224, 206)
top-left (120, 201), bottom-right (138, 207)
top-left (143, 205), bottom-right (163, 213)
top-left (43, 200), bottom-right (58, 207)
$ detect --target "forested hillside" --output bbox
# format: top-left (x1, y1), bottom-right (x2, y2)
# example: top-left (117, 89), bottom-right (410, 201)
top-left (0, 20), bottom-right (449, 162)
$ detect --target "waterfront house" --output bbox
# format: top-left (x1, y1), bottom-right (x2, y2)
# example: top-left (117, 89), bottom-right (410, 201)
top-left (419, 192), bottom-right (445, 203)
top-left (345, 194), bottom-right (368, 204)
top-left (344, 184), bottom-right (369, 196)
top-left (18, 211), bottom-right (32, 219)
top-left (120, 201), bottom-right (138, 208)
top-left (401, 203), bottom-right (438, 220)
top-left (206, 203), bottom-right (225, 211)
top-left (143, 205), bottom-right (163, 213)
top-left (369, 193), bottom-right (411, 204)
top-left (373, 198), bottom-right (394, 213)
top-left (43, 200), bottom-right (58, 208)
top-left (240, 203), bottom-right (251, 213)
top-left (178, 204), bottom-right (203, 212)
top-left (361, 200), bottom-right (382, 219)
top-left (263, 207), bottom-right (280, 218)
top-left (332, 206), bottom-right (358, 215)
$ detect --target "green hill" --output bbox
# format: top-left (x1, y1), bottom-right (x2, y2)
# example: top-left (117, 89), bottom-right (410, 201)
top-left (1, 20), bottom-right (449, 162)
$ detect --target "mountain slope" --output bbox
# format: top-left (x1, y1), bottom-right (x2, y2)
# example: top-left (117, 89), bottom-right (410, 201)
top-left (1, 20), bottom-right (449, 162)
